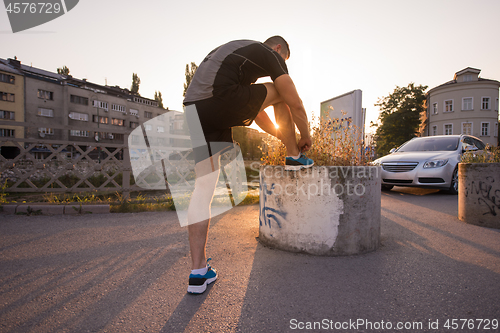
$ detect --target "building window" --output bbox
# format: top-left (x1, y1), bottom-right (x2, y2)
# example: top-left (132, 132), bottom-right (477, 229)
top-left (0, 110), bottom-right (15, 120)
top-left (444, 100), bottom-right (453, 112)
top-left (432, 103), bottom-right (438, 115)
top-left (0, 91), bottom-right (15, 102)
top-left (112, 104), bottom-right (126, 113)
top-left (481, 97), bottom-right (490, 110)
top-left (464, 74), bottom-right (472, 82)
top-left (496, 98), bottom-right (499, 111)
top-left (481, 122), bottom-right (489, 136)
top-left (144, 111), bottom-right (153, 119)
top-left (92, 115), bottom-right (108, 124)
top-left (92, 100), bottom-right (109, 111)
top-left (114, 133), bottom-right (124, 140)
top-left (69, 112), bottom-right (88, 121)
top-left (157, 126), bottom-right (165, 133)
top-left (70, 95), bottom-right (89, 105)
top-left (432, 125), bottom-right (437, 136)
top-left (462, 97), bottom-right (473, 111)
top-left (444, 124), bottom-right (453, 135)
top-left (130, 109), bottom-right (139, 117)
top-left (37, 108), bottom-right (54, 117)
top-left (111, 118), bottom-right (125, 126)
top-left (69, 130), bottom-right (89, 137)
top-left (144, 124), bottom-right (152, 131)
top-left (130, 122), bottom-right (139, 129)
top-left (0, 128), bottom-right (15, 137)
top-left (133, 96), bottom-right (158, 107)
top-left (462, 122), bottom-right (472, 135)
top-left (38, 127), bottom-right (54, 135)
top-left (0, 73), bottom-right (15, 84)
top-left (37, 89), bottom-right (53, 100)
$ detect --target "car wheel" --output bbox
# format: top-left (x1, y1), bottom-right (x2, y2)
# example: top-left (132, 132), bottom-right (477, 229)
top-left (447, 167), bottom-right (458, 195)
top-left (381, 184), bottom-right (394, 191)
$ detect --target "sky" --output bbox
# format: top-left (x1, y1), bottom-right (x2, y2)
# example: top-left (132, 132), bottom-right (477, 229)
top-left (2, 0), bottom-right (499, 134)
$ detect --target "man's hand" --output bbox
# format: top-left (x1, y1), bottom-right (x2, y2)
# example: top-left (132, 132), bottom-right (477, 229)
top-left (298, 136), bottom-right (312, 153)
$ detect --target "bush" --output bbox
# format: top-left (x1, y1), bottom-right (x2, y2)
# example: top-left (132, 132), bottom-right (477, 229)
top-left (462, 145), bottom-right (500, 163)
top-left (261, 114), bottom-right (372, 166)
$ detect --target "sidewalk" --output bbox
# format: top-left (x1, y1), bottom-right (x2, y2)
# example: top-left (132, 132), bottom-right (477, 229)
top-left (0, 190), bottom-right (499, 332)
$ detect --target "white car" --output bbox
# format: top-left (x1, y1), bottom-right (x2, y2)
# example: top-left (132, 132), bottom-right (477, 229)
top-left (372, 135), bottom-right (486, 194)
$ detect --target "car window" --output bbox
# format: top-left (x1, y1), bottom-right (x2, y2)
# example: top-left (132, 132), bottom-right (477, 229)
top-left (472, 138), bottom-right (486, 150)
top-left (398, 137), bottom-right (459, 152)
top-left (462, 137), bottom-right (474, 151)
top-left (462, 137), bottom-right (486, 151)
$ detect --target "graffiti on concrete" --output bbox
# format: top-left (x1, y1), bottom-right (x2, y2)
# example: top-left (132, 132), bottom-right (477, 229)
top-left (464, 177), bottom-right (500, 216)
top-left (259, 181), bottom-right (287, 228)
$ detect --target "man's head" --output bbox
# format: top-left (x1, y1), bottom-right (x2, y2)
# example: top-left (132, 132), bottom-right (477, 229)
top-left (264, 36), bottom-right (290, 60)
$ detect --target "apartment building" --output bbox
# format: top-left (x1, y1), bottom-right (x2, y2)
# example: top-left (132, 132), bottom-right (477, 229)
top-left (425, 67), bottom-right (499, 146)
top-left (0, 57), bottom-right (170, 158)
top-left (0, 58), bottom-right (25, 158)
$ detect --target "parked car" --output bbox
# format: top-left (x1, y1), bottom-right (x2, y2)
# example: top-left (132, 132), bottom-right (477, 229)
top-left (372, 135), bottom-right (486, 194)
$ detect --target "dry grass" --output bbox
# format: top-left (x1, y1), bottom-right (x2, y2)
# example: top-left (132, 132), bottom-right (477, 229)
top-left (261, 114), bottom-right (372, 166)
top-left (462, 145), bottom-right (500, 163)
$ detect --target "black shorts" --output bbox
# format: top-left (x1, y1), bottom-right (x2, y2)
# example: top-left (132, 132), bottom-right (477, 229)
top-left (184, 83), bottom-right (267, 164)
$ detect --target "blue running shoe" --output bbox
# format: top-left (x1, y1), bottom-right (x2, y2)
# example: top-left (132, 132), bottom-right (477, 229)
top-left (187, 258), bottom-right (217, 294)
top-left (285, 154), bottom-right (314, 171)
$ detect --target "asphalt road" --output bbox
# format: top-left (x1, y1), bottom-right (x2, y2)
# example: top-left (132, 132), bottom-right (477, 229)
top-left (1, 187), bottom-right (499, 332)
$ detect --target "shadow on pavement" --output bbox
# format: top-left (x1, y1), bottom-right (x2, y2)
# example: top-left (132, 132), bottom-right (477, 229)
top-left (236, 199), bottom-right (500, 332)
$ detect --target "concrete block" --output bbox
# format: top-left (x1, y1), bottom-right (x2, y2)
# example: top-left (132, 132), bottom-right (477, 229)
top-left (84, 205), bottom-right (110, 214)
top-left (1, 205), bottom-right (18, 214)
top-left (459, 163), bottom-right (500, 229)
top-left (259, 165), bottom-right (381, 256)
top-left (65, 204), bottom-right (110, 215)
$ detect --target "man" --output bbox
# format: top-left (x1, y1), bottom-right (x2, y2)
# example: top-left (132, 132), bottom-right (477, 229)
top-left (183, 36), bottom-right (313, 294)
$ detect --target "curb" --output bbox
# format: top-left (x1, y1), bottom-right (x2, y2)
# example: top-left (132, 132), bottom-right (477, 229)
top-left (1, 204), bottom-right (110, 215)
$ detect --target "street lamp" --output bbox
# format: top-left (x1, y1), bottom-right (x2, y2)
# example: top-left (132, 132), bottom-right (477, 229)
top-left (91, 93), bottom-right (101, 163)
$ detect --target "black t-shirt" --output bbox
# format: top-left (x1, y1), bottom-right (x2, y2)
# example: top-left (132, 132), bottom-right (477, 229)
top-left (184, 40), bottom-right (288, 103)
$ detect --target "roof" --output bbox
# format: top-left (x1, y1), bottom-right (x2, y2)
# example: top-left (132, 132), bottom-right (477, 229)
top-left (0, 59), bottom-right (22, 75)
top-left (428, 76), bottom-right (500, 94)
top-left (455, 67), bottom-right (481, 77)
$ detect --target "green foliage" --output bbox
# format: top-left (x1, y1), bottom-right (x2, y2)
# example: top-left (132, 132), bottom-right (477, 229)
top-left (183, 62), bottom-right (198, 97)
top-left (131, 73), bottom-right (141, 95)
top-left (372, 83), bottom-right (428, 156)
top-left (154, 91), bottom-right (164, 108)
top-left (16, 206), bottom-right (42, 216)
top-left (0, 179), bottom-right (8, 204)
top-left (232, 126), bottom-right (263, 160)
top-left (57, 66), bottom-right (70, 75)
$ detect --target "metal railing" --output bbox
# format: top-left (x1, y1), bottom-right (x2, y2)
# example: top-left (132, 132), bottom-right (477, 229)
top-left (0, 120), bottom-right (158, 199)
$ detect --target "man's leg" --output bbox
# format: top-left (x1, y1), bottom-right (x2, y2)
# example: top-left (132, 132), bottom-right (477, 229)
top-left (254, 82), bottom-right (300, 156)
top-left (187, 153), bottom-right (221, 269)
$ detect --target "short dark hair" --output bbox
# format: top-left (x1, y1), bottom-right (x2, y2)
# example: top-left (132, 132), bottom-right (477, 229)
top-left (264, 36), bottom-right (290, 59)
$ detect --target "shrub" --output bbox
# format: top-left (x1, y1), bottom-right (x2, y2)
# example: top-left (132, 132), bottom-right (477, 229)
top-left (261, 114), bottom-right (372, 166)
top-left (462, 145), bottom-right (500, 163)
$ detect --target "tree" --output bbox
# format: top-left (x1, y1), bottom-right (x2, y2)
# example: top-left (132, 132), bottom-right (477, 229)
top-left (372, 83), bottom-right (428, 156)
top-left (154, 91), bottom-right (164, 108)
top-left (232, 127), bottom-right (250, 158)
top-left (131, 73), bottom-right (141, 95)
top-left (183, 62), bottom-right (198, 97)
top-left (57, 66), bottom-right (70, 75)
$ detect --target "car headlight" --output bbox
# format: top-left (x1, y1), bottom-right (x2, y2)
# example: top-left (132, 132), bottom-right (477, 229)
top-left (423, 159), bottom-right (449, 168)
top-left (371, 159), bottom-right (381, 166)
